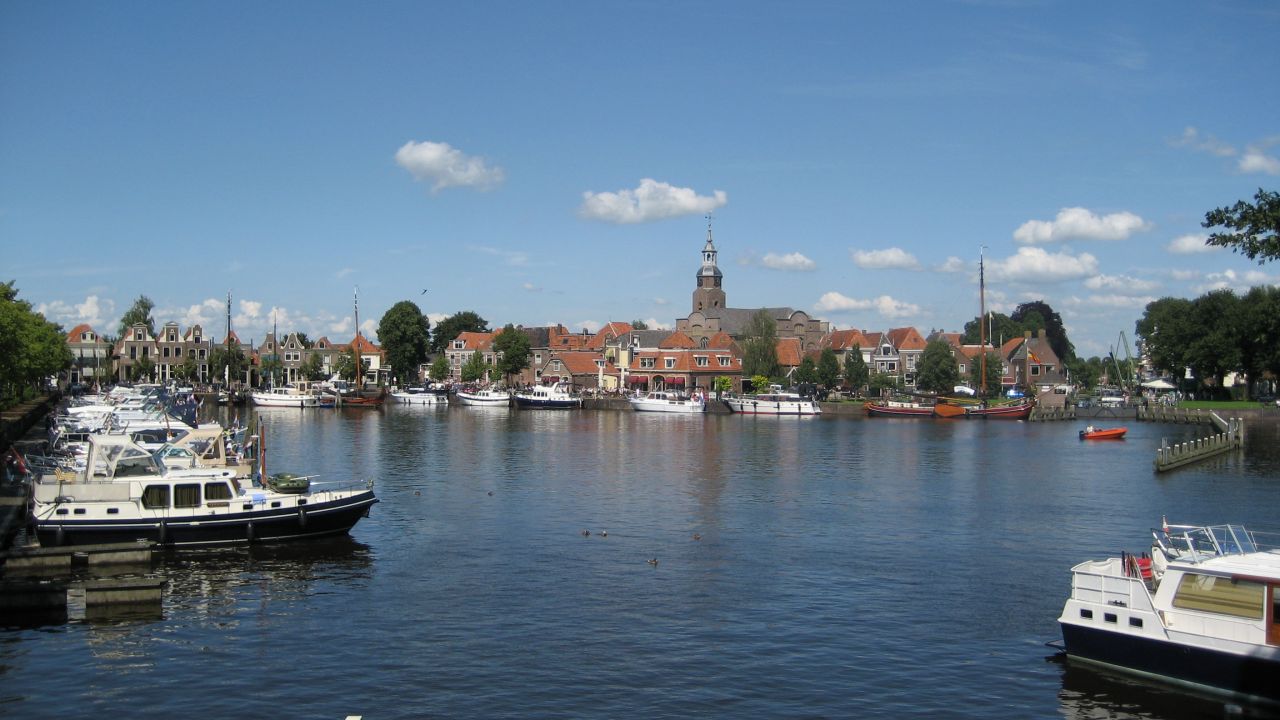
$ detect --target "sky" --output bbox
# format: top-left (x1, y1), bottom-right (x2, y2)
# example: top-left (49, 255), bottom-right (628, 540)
top-left (3, 1), bottom-right (1278, 359)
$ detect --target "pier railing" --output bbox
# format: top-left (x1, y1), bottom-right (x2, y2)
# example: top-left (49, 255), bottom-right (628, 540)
top-left (1153, 412), bottom-right (1244, 473)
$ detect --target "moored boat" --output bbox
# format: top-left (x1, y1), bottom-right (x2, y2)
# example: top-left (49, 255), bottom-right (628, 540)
top-left (251, 384), bottom-right (319, 408)
top-left (1057, 520), bottom-right (1280, 707)
top-left (726, 392), bottom-right (820, 415)
top-left (864, 399), bottom-right (933, 417)
top-left (513, 383), bottom-right (582, 409)
top-left (628, 390), bottom-right (706, 414)
top-left (391, 387), bottom-right (448, 405)
top-left (454, 387), bottom-right (512, 407)
top-left (1079, 425), bottom-right (1127, 440)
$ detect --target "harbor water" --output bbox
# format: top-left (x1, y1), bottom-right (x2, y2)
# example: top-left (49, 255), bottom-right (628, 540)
top-left (4, 406), bottom-right (1279, 718)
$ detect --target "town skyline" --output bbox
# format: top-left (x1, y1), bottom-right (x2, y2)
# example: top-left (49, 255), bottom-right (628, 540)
top-left (4, 3), bottom-right (1278, 358)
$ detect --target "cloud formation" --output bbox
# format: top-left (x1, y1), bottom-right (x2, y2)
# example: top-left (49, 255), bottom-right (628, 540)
top-left (1013, 207), bottom-right (1151, 244)
top-left (578, 179), bottom-right (727, 224)
top-left (36, 295), bottom-right (115, 330)
top-left (1239, 144), bottom-right (1280, 175)
top-left (986, 247), bottom-right (1099, 283)
top-left (1084, 274), bottom-right (1160, 293)
top-left (936, 256), bottom-right (967, 273)
top-left (1166, 233), bottom-right (1219, 254)
top-left (1171, 127), bottom-right (1279, 176)
top-left (814, 292), bottom-right (921, 318)
top-left (1171, 127), bottom-right (1236, 157)
top-left (850, 247), bottom-right (921, 270)
top-left (395, 140), bottom-right (505, 192)
top-left (759, 252), bottom-right (816, 271)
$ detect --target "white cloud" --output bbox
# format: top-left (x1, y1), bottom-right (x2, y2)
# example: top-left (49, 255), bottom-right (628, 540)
top-left (1171, 126), bottom-right (1236, 157)
top-left (1082, 294), bottom-right (1158, 309)
top-left (1166, 233), bottom-right (1219, 254)
top-left (578, 178), bottom-right (727, 224)
top-left (1239, 147), bottom-right (1280, 175)
top-left (577, 320), bottom-right (603, 333)
top-left (1192, 268), bottom-right (1279, 294)
top-left (850, 247), bottom-right (921, 270)
top-left (986, 247), bottom-right (1099, 283)
top-left (336, 267), bottom-right (356, 279)
top-left (239, 300), bottom-right (263, 319)
top-left (522, 282), bottom-right (542, 292)
top-left (814, 292), bottom-right (921, 318)
top-left (936, 256), bottom-right (967, 273)
top-left (653, 297), bottom-right (669, 306)
top-left (760, 252), bottom-right (816, 271)
top-left (1013, 207), bottom-right (1151, 244)
top-left (640, 317), bottom-right (672, 330)
top-left (1170, 269), bottom-right (1198, 281)
top-left (37, 295), bottom-right (115, 330)
top-left (470, 245), bottom-right (529, 266)
top-left (395, 140), bottom-right (505, 192)
top-left (426, 313), bottom-right (449, 326)
top-left (1084, 274), bottom-right (1160, 293)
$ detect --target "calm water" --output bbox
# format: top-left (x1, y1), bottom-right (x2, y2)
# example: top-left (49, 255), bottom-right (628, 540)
top-left (4, 406), bottom-right (1280, 719)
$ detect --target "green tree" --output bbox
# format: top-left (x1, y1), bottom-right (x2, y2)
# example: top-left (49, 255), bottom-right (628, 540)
top-left (741, 310), bottom-right (780, 380)
top-left (0, 282), bottom-right (73, 402)
top-left (130, 356), bottom-right (155, 382)
top-left (429, 355), bottom-right (450, 382)
top-left (1065, 356), bottom-right (1102, 391)
top-left (868, 372), bottom-right (900, 396)
top-left (1203, 188), bottom-right (1280, 262)
top-left (294, 333), bottom-right (312, 348)
top-left (915, 340), bottom-right (960, 394)
top-left (713, 376), bottom-right (733, 397)
top-left (260, 354), bottom-right (282, 386)
top-left (1135, 297), bottom-right (1195, 378)
top-left (1186, 290), bottom-right (1242, 396)
top-left (174, 354), bottom-right (199, 381)
top-left (117, 295), bottom-right (156, 338)
top-left (816, 348), bottom-right (841, 389)
top-left (334, 350), bottom-right (357, 381)
top-left (429, 311), bottom-right (489, 355)
top-left (377, 300), bottom-right (431, 385)
top-left (968, 351), bottom-right (1004, 397)
top-left (492, 324), bottom-right (531, 383)
top-left (460, 350), bottom-right (487, 383)
top-left (749, 374), bottom-right (771, 393)
top-left (1013, 300), bottom-right (1074, 362)
top-left (299, 353), bottom-right (325, 381)
top-left (210, 340), bottom-right (249, 386)
top-left (962, 311), bottom-right (1022, 348)
top-left (630, 319), bottom-right (649, 330)
top-left (843, 346), bottom-right (869, 394)
top-left (793, 356), bottom-right (818, 385)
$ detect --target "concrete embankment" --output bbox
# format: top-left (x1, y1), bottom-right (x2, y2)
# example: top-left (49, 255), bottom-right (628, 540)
top-left (1, 393), bottom-right (58, 451)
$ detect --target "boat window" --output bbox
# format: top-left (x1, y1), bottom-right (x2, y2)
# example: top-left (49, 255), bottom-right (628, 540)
top-left (174, 484), bottom-right (201, 508)
top-left (204, 482), bottom-right (233, 501)
top-left (142, 485), bottom-right (170, 509)
top-left (1104, 613), bottom-right (1117, 624)
top-left (1172, 573), bottom-right (1264, 619)
top-left (1079, 609), bottom-right (1093, 619)
top-left (116, 456), bottom-right (159, 477)
top-left (1129, 617), bottom-right (1143, 628)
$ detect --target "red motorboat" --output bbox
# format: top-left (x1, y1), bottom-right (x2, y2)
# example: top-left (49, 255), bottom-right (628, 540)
top-left (1079, 426), bottom-right (1126, 440)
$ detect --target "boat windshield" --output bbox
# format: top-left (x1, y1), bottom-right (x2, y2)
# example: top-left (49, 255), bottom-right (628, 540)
top-left (1156, 524), bottom-right (1258, 562)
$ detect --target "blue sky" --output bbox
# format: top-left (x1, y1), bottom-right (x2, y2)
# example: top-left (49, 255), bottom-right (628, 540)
top-left (3, 1), bottom-right (1278, 359)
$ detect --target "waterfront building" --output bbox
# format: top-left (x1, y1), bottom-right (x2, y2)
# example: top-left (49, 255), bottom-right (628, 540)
top-left (64, 323), bottom-right (112, 389)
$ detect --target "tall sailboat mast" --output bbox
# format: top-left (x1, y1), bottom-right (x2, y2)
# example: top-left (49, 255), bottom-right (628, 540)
top-left (353, 287), bottom-right (362, 389)
top-left (979, 247), bottom-right (987, 398)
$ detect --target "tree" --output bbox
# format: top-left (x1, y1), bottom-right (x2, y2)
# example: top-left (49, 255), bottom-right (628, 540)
top-left (174, 354), bottom-right (199, 381)
top-left (713, 376), bottom-right (733, 397)
top-left (260, 355), bottom-right (282, 386)
top-left (868, 372), bottom-right (900, 396)
top-left (377, 300), bottom-right (431, 385)
top-left (962, 311), bottom-right (1022, 349)
top-left (1186, 289), bottom-right (1242, 396)
top-left (741, 309), bottom-right (780, 380)
top-left (130, 356), bottom-right (155, 382)
top-left (793, 356), bottom-right (818, 385)
top-left (117, 295), bottom-right (156, 338)
top-left (428, 355), bottom-right (450, 382)
top-left (429, 311), bottom-right (489, 355)
top-left (1203, 188), bottom-right (1280, 262)
top-left (460, 350), bottom-right (487, 383)
top-left (210, 340), bottom-right (249, 386)
top-left (843, 346), bottom-right (869, 394)
top-left (915, 340), bottom-right (960, 394)
top-left (334, 350), bottom-right (357, 381)
top-left (492, 324), bottom-right (531, 383)
top-left (1135, 297), bottom-right (1195, 378)
top-left (1012, 300), bottom-right (1074, 362)
top-left (631, 319), bottom-right (650, 330)
top-left (0, 282), bottom-right (72, 403)
top-left (299, 353), bottom-right (325, 381)
top-left (749, 374), bottom-right (771, 393)
top-left (816, 348), bottom-right (841, 389)
top-left (968, 351), bottom-right (1004, 397)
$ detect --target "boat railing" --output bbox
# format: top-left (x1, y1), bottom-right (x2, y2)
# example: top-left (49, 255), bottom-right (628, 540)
top-left (1153, 523), bottom-right (1274, 563)
top-left (1069, 558), bottom-right (1157, 612)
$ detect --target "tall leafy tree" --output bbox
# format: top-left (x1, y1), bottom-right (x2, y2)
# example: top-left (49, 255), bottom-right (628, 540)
top-left (460, 350), bottom-right (487, 382)
top-left (130, 356), bottom-right (155, 382)
top-left (429, 311), bottom-right (489, 355)
top-left (0, 282), bottom-right (72, 402)
top-left (1203, 188), bottom-right (1280, 262)
top-left (117, 295), bottom-right (156, 338)
top-left (816, 348), bottom-right (841, 389)
top-left (492, 324), bottom-right (532, 383)
top-left (1012, 300), bottom-right (1074, 362)
top-left (428, 355), bottom-right (450, 382)
top-left (962, 311), bottom-right (1022, 349)
top-left (630, 319), bottom-right (649, 330)
top-left (210, 340), bottom-right (249, 386)
top-left (968, 351), bottom-right (1004, 397)
top-left (1186, 289), bottom-right (1242, 395)
top-left (843, 346), bottom-right (869, 393)
top-left (1135, 297), bottom-right (1195, 378)
top-left (377, 300), bottom-right (431, 385)
top-left (741, 309), bottom-right (780, 380)
top-left (793, 356), bottom-right (818, 385)
top-left (915, 340), bottom-right (960, 394)
top-left (334, 350), bottom-right (357, 381)
top-left (299, 353), bottom-right (326, 381)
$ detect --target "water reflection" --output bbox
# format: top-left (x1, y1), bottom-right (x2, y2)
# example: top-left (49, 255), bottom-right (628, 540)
top-left (1055, 656), bottom-right (1277, 719)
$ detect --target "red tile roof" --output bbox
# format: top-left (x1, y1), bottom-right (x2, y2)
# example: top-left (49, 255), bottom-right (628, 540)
top-left (776, 337), bottom-right (803, 367)
top-left (887, 327), bottom-right (927, 351)
top-left (554, 351), bottom-right (618, 376)
top-left (586, 322), bottom-right (633, 349)
top-left (66, 324), bottom-right (96, 343)
top-left (454, 331), bottom-right (495, 351)
top-left (660, 331), bottom-right (696, 349)
top-left (825, 328), bottom-right (867, 351)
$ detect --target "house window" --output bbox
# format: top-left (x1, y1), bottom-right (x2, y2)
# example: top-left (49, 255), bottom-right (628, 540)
top-left (640, 358), bottom-right (655, 368)
top-left (534, 353), bottom-right (542, 364)
top-left (719, 357), bottom-right (731, 367)
top-left (665, 358), bottom-right (676, 369)
top-left (888, 362), bottom-right (897, 371)
top-left (453, 340), bottom-right (465, 349)
top-left (163, 347), bottom-right (170, 358)
top-left (695, 356), bottom-right (709, 367)
top-left (1031, 365), bottom-right (1040, 376)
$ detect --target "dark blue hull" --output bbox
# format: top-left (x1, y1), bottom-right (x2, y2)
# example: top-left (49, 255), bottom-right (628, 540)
top-left (1060, 623), bottom-right (1280, 706)
top-left (35, 491), bottom-right (377, 548)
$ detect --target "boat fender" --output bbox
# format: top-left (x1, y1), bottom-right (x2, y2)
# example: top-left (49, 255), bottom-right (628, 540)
top-left (158, 519), bottom-right (167, 546)
top-left (246, 521), bottom-right (255, 543)
top-left (55, 525), bottom-right (65, 547)
top-left (298, 506), bottom-right (307, 528)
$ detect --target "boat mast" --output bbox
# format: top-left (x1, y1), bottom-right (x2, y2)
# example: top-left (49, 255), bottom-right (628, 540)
top-left (979, 247), bottom-right (987, 398)
top-left (353, 287), bottom-right (362, 389)
top-left (225, 290), bottom-right (232, 387)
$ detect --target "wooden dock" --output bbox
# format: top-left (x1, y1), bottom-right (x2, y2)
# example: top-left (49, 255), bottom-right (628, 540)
top-left (1152, 411), bottom-right (1244, 472)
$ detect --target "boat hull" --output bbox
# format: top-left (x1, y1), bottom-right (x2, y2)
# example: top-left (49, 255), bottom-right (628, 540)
top-left (726, 400), bottom-right (819, 415)
top-left (864, 402), bottom-right (933, 417)
top-left (1060, 622), bottom-right (1280, 706)
top-left (1080, 428), bottom-right (1127, 440)
top-left (34, 491), bottom-right (378, 548)
top-left (391, 392), bottom-right (447, 405)
top-left (513, 397), bottom-right (580, 409)
top-left (454, 392), bottom-right (511, 407)
top-left (629, 398), bottom-right (705, 413)
top-left (250, 394), bottom-right (318, 408)
top-left (967, 401), bottom-right (1033, 419)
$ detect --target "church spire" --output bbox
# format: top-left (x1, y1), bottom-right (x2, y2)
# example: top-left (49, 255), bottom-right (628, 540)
top-left (693, 214), bottom-right (725, 313)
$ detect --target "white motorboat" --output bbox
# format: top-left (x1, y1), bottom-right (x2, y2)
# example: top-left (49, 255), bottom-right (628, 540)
top-left (251, 384), bottom-right (320, 408)
top-left (513, 383), bottom-right (581, 409)
top-left (1057, 520), bottom-right (1280, 706)
top-left (628, 390), bottom-right (706, 414)
top-left (454, 388), bottom-right (511, 407)
top-left (391, 387), bottom-right (448, 405)
top-left (28, 433), bottom-right (376, 548)
top-left (724, 392), bottom-right (821, 416)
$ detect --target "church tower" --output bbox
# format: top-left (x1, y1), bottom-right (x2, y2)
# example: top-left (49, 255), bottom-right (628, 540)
top-left (692, 216), bottom-right (726, 314)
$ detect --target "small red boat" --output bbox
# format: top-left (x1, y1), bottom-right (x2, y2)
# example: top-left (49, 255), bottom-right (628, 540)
top-left (1079, 426), bottom-right (1126, 440)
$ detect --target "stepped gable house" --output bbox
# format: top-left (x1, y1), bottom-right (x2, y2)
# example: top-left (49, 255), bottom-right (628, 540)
top-left (675, 222), bottom-right (828, 352)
